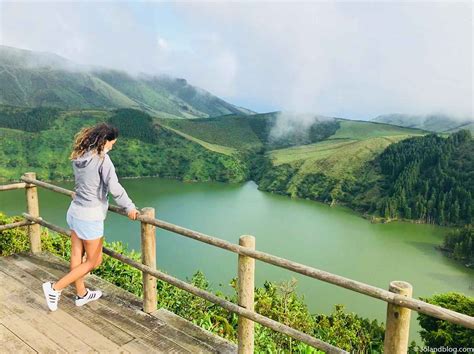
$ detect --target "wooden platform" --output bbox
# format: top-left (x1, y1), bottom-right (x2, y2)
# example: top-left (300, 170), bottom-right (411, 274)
top-left (0, 252), bottom-right (237, 353)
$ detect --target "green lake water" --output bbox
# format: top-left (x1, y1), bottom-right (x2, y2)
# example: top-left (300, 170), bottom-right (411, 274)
top-left (1, 177), bottom-right (473, 344)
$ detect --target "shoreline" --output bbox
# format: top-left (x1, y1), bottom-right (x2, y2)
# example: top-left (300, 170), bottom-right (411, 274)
top-left (1, 174), bottom-right (464, 230)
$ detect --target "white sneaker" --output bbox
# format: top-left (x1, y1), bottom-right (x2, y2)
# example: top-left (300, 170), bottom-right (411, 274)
top-left (42, 282), bottom-right (61, 311)
top-left (75, 289), bottom-right (102, 307)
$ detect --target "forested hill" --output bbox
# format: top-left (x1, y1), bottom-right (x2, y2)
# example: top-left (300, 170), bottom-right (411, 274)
top-left (254, 128), bottom-right (472, 227)
top-left (350, 130), bottom-right (473, 226)
top-left (0, 107), bottom-right (248, 182)
top-left (0, 45), bottom-right (252, 119)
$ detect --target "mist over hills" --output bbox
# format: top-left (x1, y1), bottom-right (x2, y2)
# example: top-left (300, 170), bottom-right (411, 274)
top-left (0, 45), bottom-right (253, 119)
top-left (372, 113), bottom-right (473, 133)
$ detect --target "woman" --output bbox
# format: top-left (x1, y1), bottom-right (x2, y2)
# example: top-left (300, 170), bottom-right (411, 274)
top-left (43, 123), bottom-right (139, 311)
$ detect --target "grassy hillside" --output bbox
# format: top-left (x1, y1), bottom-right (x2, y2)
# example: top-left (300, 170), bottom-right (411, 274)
top-left (158, 115), bottom-right (264, 150)
top-left (0, 108), bottom-right (248, 182)
top-left (257, 121), bottom-right (426, 205)
top-left (267, 119), bottom-right (424, 177)
top-left (160, 112), bottom-right (342, 151)
top-left (0, 45), bottom-right (252, 119)
top-left (260, 136), bottom-right (412, 202)
top-left (162, 126), bottom-right (237, 156)
top-left (329, 119), bottom-right (425, 140)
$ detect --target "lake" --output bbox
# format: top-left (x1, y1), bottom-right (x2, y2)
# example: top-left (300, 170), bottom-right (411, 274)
top-left (1, 177), bottom-right (473, 344)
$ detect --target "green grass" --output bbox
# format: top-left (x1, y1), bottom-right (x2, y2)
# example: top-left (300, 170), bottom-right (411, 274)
top-left (160, 125), bottom-right (237, 156)
top-left (158, 115), bottom-right (264, 150)
top-left (328, 120), bottom-right (425, 140)
top-left (269, 136), bottom-right (411, 180)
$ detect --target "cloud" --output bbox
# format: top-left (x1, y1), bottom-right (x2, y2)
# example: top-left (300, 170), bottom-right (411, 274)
top-left (177, 2), bottom-right (472, 120)
top-left (269, 112), bottom-right (332, 142)
top-left (0, 1), bottom-right (472, 120)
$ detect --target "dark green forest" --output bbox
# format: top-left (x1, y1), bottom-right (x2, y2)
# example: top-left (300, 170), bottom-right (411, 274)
top-left (0, 105), bottom-right (60, 132)
top-left (442, 226), bottom-right (474, 266)
top-left (358, 131), bottom-right (473, 226)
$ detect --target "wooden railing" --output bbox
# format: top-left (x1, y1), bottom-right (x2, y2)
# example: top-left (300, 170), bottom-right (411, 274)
top-left (1, 172), bottom-right (473, 354)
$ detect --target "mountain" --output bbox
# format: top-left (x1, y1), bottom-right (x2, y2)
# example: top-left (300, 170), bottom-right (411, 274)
top-left (0, 45), bottom-right (252, 118)
top-left (372, 113), bottom-right (473, 133)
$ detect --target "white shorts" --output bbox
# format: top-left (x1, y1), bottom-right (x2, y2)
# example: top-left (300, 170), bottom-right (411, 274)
top-left (66, 212), bottom-right (104, 241)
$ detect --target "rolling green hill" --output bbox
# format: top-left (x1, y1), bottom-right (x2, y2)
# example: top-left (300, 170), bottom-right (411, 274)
top-left (159, 112), bottom-right (343, 151)
top-left (328, 119), bottom-right (425, 140)
top-left (0, 45), bottom-right (252, 119)
top-left (158, 115), bottom-right (264, 150)
top-left (256, 120), bottom-right (426, 206)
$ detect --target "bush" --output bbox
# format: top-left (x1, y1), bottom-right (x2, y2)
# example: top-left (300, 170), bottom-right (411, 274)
top-left (418, 292), bottom-right (474, 349)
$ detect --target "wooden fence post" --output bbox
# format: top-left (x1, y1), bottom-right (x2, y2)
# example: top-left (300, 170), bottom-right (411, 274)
top-left (23, 172), bottom-right (41, 254)
top-left (141, 207), bottom-right (157, 313)
top-left (238, 235), bottom-right (255, 354)
top-left (384, 281), bottom-right (413, 354)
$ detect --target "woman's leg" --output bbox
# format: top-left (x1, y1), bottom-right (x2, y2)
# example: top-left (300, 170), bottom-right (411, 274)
top-left (70, 231), bottom-right (87, 297)
top-left (54, 236), bottom-right (103, 291)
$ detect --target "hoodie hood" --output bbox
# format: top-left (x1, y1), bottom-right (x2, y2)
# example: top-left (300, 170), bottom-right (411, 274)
top-left (74, 151), bottom-right (99, 169)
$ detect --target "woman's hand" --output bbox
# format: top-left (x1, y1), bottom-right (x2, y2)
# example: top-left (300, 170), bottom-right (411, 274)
top-left (71, 192), bottom-right (76, 200)
top-left (127, 209), bottom-right (140, 220)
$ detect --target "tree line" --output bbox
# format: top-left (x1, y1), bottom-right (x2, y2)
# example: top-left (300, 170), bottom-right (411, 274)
top-left (373, 130), bottom-right (473, 226)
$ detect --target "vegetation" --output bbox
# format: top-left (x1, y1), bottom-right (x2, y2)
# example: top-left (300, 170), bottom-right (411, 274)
top-left (442, 226), bottom-right (474, 266)
top-left (259, 137), bottom-right (409, 204)
top-left (160, 115), bottom-right (263, 150)
top-left (417, 293), bottom-right (474, 349)
top-left (0, 101), bottom-right (471, 228)
top-left (0, 105), bottom-right (61, 132)
top-left (0, 108), bottom-right (248, 183)
top-left (161, 113), bottom-right (341, 151)
top-left (352, 131), bottom-right (473, 226)
top-left (0, 212), bottom-right (385, 352)
top-left (328, 120), bottom-right (425, 140)
top-left (259, 130), bottom-right (474, 227)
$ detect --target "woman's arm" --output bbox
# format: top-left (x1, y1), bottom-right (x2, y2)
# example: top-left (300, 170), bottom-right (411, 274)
top-left (101, 155), bottom-right (138, 219)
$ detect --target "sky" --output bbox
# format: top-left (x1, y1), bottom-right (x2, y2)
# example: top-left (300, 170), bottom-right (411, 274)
top-left (0, 0), bottom-right (472, 120)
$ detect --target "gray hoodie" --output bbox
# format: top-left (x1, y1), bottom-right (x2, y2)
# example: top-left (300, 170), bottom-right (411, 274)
top-left (67, 151), bottom-right (136, 221)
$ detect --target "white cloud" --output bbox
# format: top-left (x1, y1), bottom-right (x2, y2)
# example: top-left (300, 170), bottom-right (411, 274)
top-left (0, 1), bottom-right (472, 120)
top-left (177, 1), bottom-right (473, 120)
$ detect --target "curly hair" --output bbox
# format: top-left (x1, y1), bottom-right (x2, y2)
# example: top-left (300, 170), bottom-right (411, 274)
top-left (70, 123), bottom-right (119, 160)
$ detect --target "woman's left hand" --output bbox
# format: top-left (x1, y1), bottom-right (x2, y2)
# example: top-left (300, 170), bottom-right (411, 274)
top-left (127, 209), bottom-right (140, 220)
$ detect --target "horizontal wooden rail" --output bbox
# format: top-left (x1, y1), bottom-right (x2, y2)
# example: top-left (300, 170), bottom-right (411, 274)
top-left (0, 220), bottom-right (34, 232)
top-left (0, 182), bottom-right (26, 191)
top-left (20, 213), bottom-right (345, 354)
top-left (17, 178), bottom-right (474, 330)
top-left (21, 177), bottom-right (73, 196)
